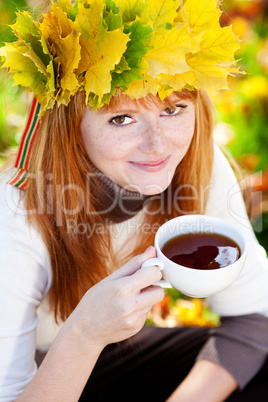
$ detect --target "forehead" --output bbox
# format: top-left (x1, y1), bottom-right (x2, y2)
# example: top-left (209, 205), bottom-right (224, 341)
top-left (100, 90), bottom-right (196, 113)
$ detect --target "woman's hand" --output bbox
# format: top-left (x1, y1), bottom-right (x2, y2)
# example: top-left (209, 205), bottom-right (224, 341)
top-left (18, 249), bottom-right (162, 402)
top-left (68, 246), bottom-right (164, 351)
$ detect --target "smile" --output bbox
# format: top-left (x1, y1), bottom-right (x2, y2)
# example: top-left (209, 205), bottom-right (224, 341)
top-left (128, 156), bottom-right (171, 172)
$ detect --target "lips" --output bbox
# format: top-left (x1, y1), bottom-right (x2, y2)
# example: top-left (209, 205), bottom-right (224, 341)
top-left (137, 157), bottom-right (169, 165)
top-left (128, 155), bottom-right (171, 172)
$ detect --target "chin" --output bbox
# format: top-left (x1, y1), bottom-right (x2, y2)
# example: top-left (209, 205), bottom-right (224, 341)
top-left (138, 181), bottom-right (171, 195)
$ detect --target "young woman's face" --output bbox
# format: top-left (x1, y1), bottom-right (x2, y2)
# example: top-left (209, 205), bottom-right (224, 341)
top-left (80, 93), bottom-right (195, 195)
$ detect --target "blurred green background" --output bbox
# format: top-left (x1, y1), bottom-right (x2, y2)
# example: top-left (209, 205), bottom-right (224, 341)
top-left (0, 0), bottom-right (267, 245)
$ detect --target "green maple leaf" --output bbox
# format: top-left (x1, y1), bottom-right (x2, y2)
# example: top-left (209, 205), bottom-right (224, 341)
top-left (0, 43), bottom-right (47, 102)
top-left (111, 19), bottom-right (152, 90)
top-left (104, 0), bottom-right (123, 31)
top-left (123, 20), bottom-right (152, 68)
top-left (112, 56), bottom-right (130, 74)
top-left (115, 0), bottom-right (146, 23)
top-left (11, 11), bottom-right (51, 67)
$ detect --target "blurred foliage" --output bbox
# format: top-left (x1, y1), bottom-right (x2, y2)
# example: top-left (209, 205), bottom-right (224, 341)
top-left (212, 0), bottom-right (268, 251)
top-left (214, 0), bottom-right (268, 171)
top-left (0, 1), bottom-right (28, 47)
top-left (0, 0), bottom-right (31, 160)
top-left (148, 294), bottom-right (220, 328)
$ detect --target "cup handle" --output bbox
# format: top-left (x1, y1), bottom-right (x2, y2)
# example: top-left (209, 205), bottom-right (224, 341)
top-left (141, 257), bottom-right (173, 289)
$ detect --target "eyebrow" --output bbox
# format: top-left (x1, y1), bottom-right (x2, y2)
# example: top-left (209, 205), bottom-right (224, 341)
top-left (102, 108), bottom-right (140, 115)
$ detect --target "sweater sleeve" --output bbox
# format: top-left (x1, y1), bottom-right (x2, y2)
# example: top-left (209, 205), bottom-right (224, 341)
top-left (196, 145), bottom-right (268, 389)
top-left (0, 173), bottom-right (51, 401)
top-left (196, 314), bottom-right (268, 389)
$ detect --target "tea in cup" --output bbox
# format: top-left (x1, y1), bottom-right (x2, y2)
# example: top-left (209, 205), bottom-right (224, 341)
top-left (141, 215), bottom-right (247, 298)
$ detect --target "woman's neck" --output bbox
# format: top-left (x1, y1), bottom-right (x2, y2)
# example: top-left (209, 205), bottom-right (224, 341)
top-left (90, 164), bottom-right (151, 224)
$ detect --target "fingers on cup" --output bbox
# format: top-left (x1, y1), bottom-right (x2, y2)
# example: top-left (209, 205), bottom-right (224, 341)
top-left (139, 285), bottom-right (165, 306)
top-left (132, 265), bottom-right (163, 291)
top-left (108, 247), bottom-right (156, 281)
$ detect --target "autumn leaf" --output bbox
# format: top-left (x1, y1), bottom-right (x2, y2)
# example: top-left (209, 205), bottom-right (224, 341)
top-left (176, 0), bottom-right (222, 33)
top-left (123, 20), bottom-right (152, 68)
top-left (75, 0), bottom-right (129, 106)
top-left (11, 12), bottom-right (44, 61)
top-left (140, 0), bottom-right (178, 30)
top-left (40, 5), bottom-right (81, 103)
top-left (111, 19), bottom-right (152, 90)
top-left (0, 43), bottom-right (47, 103)
top-left (54, 0), bottom-right (74, 12)
top-left (9, 11), bottom-right (51, 70)
top-left (144, 24), bottom-right (199, 78)
top-left (84, 29), bottom-right (129, 104)
top-left (156, 71), bottom-right (194, 93)
top-left (185, 52), bottom-right (230, 92)
top-left (40, 35), bottom-right (55, 92)
top-left (112, 56), bottom-right (130, 75)
top-left (104, 0), bottom-right (123, 30)
top-left (157, 84), bottom-right (174, 100)
top-left (75, 0), bottom-right (103, 74)
top-left (199, 26), bottom-right (241, 63)
top-left (0, 0), bottom-right (242, 111)
top-left (125, 73), bottom-right (160, 98)
top-left (115, 0), bottom-right (146, 23)
top-left (0, 13), bottom-right (58, 109)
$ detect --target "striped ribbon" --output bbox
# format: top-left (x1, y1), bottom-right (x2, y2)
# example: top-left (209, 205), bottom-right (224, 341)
top-left (8, 98), bottom-right (41, 189)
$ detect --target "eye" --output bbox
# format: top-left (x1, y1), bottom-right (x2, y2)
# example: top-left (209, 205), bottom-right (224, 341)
top-left (161, 104), bottom-right (188, 117)
top-left (109, 114), bottom-right (134, 126)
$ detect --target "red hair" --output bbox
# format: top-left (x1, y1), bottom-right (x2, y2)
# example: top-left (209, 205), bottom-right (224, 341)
top-left (22, 88), bottom-right (214, 322)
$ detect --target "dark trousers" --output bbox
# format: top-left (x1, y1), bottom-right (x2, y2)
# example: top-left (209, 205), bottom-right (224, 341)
top-left (79, 325), bottom-right (268, 402)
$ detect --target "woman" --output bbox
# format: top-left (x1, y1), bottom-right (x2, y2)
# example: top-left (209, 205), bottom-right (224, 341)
top-left (0, 1), bottom-right (268, 401)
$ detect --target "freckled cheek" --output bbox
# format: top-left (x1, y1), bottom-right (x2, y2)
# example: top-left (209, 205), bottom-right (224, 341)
top-left (96, 136), bottom-right (135, 162)
top-left (170, 121), bottom-right (195, 148)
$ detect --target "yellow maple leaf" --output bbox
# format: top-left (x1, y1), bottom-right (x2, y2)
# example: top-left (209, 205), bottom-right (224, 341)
top-left (125, 73), bottom-right (160, 98)
top-left (175, 0), bottom-right (222, 34)
top-left (1, 40), bottom-right (48, 78)
top-left (84, 29), bottom-right (130, 101)
top-left (40, 5), bottom-right (81, 98)
top-left (75, 0), bottom-right (129, 103)
top-left (143, 24), bottom-right (199, 78)
top-left (140, 0), bottom-right (178, 30)
top-left (51, 4), bottom-right (77, 38)
top-left (0, 44), bottom-right (47, 104)
top-left (8, 11), bottom-right (51, 77)
top-left (11, 11), bottom-right (40, 46)
top-left (185, 52), bottom-right (230, 93)
top-left (157, 84), bottom-right (174, 100)
top-left (199, 25), bottom-right (241, 63)
top-left (156, 71), bottom-right (191, 92)
top-left (54, 0), bottom-right (74, 13)
top-left (75, 0), bottom-right (104, 75)
top-left (40, 35), bottom-right (56, 102)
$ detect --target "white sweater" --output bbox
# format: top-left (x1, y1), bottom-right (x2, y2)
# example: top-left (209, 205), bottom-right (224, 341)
top-left (0, 145), bottom-right (268, 400)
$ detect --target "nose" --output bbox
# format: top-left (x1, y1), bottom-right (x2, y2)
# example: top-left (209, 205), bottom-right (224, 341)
top-left (138, 121), bottom-right (168, 155)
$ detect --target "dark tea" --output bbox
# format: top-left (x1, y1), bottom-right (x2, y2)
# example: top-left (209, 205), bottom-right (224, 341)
top-left (161, 233), bottom-right (241, 270)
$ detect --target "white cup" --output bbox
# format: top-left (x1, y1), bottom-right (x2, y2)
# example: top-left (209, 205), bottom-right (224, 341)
top-left (141, 215), bottom-right (247, 298)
